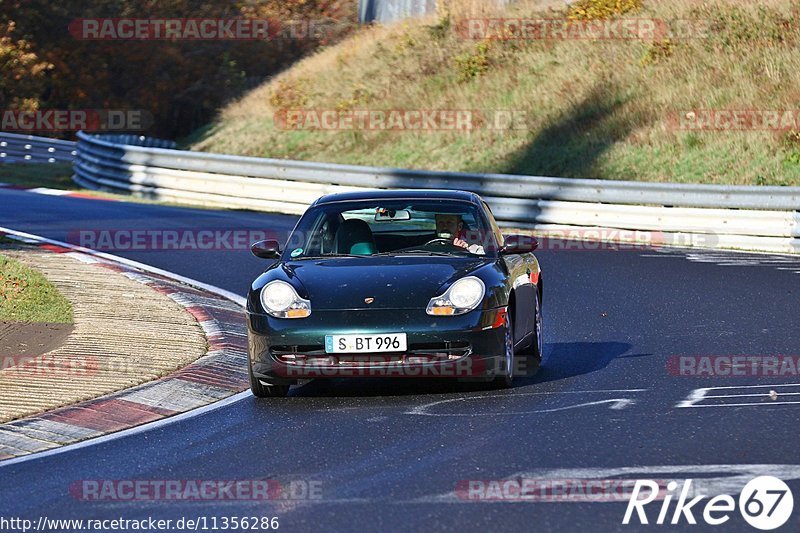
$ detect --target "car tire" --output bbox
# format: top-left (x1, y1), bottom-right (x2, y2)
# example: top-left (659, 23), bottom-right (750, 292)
top-left (249, 363), bottom-right (290, 398)
top-left (518, 290), bottom-right (543, 361)
top-left (493, 311), bottom-right (515, 389)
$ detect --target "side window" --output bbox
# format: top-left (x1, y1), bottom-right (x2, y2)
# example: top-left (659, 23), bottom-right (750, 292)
top-left (319, 214), bottom-right (341, 254)
top-left (482, 202), bottom-right (504, 248)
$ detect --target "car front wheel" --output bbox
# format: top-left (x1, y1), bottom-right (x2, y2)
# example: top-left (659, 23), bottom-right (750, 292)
top-left (249, 363), bottom-right (290, 398)
top-left (518, 290), bottom-right (543, 361)
top-left (493, 311), bottom-right (515, 389)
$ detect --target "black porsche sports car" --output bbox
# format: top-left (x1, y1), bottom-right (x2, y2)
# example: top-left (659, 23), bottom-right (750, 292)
top-left (246, 189), bottom-right (543, 397)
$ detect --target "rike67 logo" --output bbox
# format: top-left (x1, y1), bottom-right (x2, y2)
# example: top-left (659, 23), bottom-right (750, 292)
top-left (624, 476), bottom-right (794, 530)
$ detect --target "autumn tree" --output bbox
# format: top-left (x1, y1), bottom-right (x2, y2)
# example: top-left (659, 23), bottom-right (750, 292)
top-left (0, 0), bottom-right (356, 137)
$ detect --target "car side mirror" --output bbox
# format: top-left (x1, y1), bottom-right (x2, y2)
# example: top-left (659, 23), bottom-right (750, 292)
top-left (251, 240), bottom-right (281, 260)
top-left (500, 234), bottom-right (538, 255)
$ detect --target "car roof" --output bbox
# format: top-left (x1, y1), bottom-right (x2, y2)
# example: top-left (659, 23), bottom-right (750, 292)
top-left (312, 189), bottom-right (482, 206)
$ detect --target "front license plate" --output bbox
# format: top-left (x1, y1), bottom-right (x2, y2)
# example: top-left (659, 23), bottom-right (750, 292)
top-left (325, 333), bottom-right (407, 353)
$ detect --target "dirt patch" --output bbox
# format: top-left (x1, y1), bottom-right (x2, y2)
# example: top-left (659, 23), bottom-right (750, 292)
top-left (0, 321), bottom-right (73, 359)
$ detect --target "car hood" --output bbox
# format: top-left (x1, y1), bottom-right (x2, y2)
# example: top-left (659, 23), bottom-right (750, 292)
top-left (282, 256), bottom-right (492, 310)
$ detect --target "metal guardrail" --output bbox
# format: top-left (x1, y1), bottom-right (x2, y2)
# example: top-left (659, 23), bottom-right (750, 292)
top-left (75, 132), bottom-right (800, 210)
top-left (72, 132), bottom-right (800, 254)
top-left (0, 132), bottom-right (77, 164)
top-left (358, 0), bottom-right (436, 24)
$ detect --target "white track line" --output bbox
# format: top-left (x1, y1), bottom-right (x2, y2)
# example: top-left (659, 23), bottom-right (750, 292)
top-left (695, 383), bottom-right (800, 391)
top-left (704, 392), bottom-right (800, 399)
top-left (680, 402), bottom-right (800, 408)
top-left (676, 383), bottom-right (800, 408)
top-left (405, 389), bottom-right (646, 416)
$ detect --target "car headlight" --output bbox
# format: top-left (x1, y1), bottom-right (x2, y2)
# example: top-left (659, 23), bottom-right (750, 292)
top-left (426, 276), bottom-right (485, 316)
top-left (260, 280), bottom-right (311, 318)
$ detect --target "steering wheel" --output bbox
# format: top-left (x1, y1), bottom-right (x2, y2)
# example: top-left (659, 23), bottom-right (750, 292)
top-left (424, 238), bottom-right (455, 246)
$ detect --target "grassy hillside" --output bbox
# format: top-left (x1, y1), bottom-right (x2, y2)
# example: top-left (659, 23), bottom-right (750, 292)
top-left (188, 0), bottom-right (800, 186)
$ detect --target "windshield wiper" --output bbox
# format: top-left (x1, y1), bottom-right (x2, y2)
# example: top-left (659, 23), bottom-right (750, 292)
top-left (293, 250), bottom-right (475, 260)
top-left (374, 249), bottom-right (466, 257)
top-left (291, 253), bottom-right (373, 260)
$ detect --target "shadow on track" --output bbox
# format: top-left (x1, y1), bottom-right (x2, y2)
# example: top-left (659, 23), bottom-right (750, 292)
top-left (286, 376), bottom-right (491, 398)
top-left (523, 341), bottom-right (647, 385)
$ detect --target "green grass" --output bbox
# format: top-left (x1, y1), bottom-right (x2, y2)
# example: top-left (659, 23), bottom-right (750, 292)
top-left (0, 164), bottom-right (75, 189)
top-left (187, 0), bottom-right (800, 186)
top-left (0, 254), bottom-right (73, 323)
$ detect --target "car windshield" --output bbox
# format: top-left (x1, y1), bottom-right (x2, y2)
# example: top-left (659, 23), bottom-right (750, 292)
top-left (284, 199), bottom-right (498, 259)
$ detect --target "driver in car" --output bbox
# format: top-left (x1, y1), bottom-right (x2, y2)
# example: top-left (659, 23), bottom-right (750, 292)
top-left (435, 214), bottom-right (485, 255)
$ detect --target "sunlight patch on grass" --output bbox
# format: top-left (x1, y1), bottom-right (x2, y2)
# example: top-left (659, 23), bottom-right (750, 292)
top-left (0, 254), bottom-right (73, 323)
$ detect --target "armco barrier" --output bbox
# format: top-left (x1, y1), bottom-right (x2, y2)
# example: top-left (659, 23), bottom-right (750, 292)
top-left (0, 132), bottom-right (77, 164)
top-left (60, 132), bottom-right (800, 254)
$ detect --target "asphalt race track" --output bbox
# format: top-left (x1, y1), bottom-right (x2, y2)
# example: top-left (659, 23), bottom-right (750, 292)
top-left (1, 188), bottom-right (800, 532)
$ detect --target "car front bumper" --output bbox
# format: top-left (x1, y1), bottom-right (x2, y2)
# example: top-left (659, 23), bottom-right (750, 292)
top-left (247, 307), bottom-right (509, 385)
